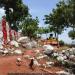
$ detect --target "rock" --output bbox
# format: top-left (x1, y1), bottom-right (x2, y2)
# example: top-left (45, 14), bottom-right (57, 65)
top-left (65, 50), bottom-right (70, 57)
top-left (0, 50), bottom-right (4, 54)
top-left (44, 50), bottom-right (54, 56)
top-left (4, 50), bottom-right (8, 54)
top-left (43, 45), bottom-right (54, 56)
top-left (14, 50), bottom-right (22, 55)
top-left (22, 42), bottom-right (32, 49)
top-left (34, 59), bottom-right (41, 66)
top-left (0, 45), bottom-right (3, 49)
top-left (18, 36), bottom-right (30, 43)
top-left (0, 31), bottom-right (3, 38)
top-left (23, 55), bottom-right (31, 59)
top-left (42, 64), bottom-right (47, 68)
top-left (10, 51), bottom-right (14, 54)
top-left (64, 60), bottom-right (75, 68)
top-left (31, 40), bottom-right (37, 48)
top-left (62, 50), bottom-right (66, 53)
top-left (69, 55), bottom-right (75, 59)
top-left (46, 61), bottom-right (54, 65)
top-left (34, 50), bottom-right (40, 54)
top-left (10, 40), bottom-right (19, 47)
top-left (16, 58), bottom-right (22, 62)
top-left (25, 42), bottom-right (32, 49)
top-left (56, 71), bottom-right (71, 75)
top-left (36, 55), bottom-right (47, 60)
top-left (43, 45), bottom-right (54, 51)
top-left (57, 56), bottom-right (65, 61)
top-left (69, 49), bottom-right (74, 55)
top-left (52, 52), bottom-right (59, 57)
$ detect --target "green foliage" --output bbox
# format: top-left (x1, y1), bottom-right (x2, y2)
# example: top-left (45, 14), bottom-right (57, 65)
top-left (44, 0), bottom-right (75, 41)
top-left (37, 27), bottom-right (50, 38)
top-left (59, 40), bottom-right (65, 46)
top-left (68, 30), bottom-right (75, 39)
top-left (37, 27), bottom-right (44, 34)
top-left (0, 0), bottom-right (29, 31)
top-left (20, 15), bottom-right (39, 39)
top-left (44, 1), bottom-right (67, 35)
top-left (44, 1), bottom-right (68, 43)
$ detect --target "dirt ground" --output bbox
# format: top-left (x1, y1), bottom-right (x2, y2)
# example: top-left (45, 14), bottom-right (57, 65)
top-left (0, 47), bottom-right (64, 75)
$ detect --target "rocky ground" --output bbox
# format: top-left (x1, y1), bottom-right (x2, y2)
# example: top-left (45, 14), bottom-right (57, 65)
top-left (0, 47), bottom-right (64, 75)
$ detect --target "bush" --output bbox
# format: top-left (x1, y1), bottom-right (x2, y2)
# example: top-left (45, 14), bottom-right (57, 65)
top-left (59, 40), bottom-right (64, 46)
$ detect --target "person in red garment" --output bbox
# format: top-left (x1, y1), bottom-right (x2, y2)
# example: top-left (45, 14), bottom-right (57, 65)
top-left (2, 16), bottom-right (7, 45)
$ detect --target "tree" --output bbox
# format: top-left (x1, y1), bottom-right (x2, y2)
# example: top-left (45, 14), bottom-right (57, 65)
top-left (68, 30), bottom-right (75, 39)
top-left (45, 4), bottom-right (63, 40)
top-left (61, 0), bottom-right (75, 39)
top-left (37, 27), bottom-right (44, 35)
top-left (68, 0), bottom-right (75, 30)
top-left (20, 15), bottom-right (39, 39)
top-left (37, 27), bottom-right (50, 39)
top-left (44, 1), bottom-right (68, 47)
top-left (0, 0), bottom-right (28, 31)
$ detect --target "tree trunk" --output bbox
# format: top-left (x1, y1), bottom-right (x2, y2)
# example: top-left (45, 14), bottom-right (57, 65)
top-left (72, 24), bottom-right (75, 40)
top-left (57, 33), bottom-right (59, 48)
top-left (46, 33), bottom-right (48, 44)
top-left (54, 32), bottom-right (57, 38)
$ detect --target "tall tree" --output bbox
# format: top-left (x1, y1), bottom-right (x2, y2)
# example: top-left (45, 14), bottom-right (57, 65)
top-left (63, 0), bottom-right (75, 39)
top-left (44, 1), bottom-right (67, 46)
top-left (0, 0), bottom-right (28, 31)
top-left (68, 30), bottom-right (75, 39)
top-left (20, 15), bottom-right (39, 39)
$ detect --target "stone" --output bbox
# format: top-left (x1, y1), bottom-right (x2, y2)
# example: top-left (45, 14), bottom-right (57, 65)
top-left (10, 40), bottom-right (19, 47)
top-left (14, 50), bottom-right (22, 55)
top-left (56, 71), bottom-right (71, 75)
top-left (18, 36), bottom-right (30, 43)
top-left (43, 45), bottom-right (54, 51)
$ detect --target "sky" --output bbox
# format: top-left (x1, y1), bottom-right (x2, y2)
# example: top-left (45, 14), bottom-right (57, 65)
top-left (0, 0), bottom-right (74, 44)
top-left (0, 8), bottom-right (5, 20)
top-left (23, 0), bottom-right (59, 27)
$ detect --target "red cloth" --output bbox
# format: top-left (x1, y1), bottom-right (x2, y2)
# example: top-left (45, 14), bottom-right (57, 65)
top-left (2, 18), bottom-right (7, 44)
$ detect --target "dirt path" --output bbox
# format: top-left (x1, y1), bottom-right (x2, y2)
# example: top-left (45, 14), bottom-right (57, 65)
top-left (0, 55), bottom-right (45, 75)
top-left (0, 48), bottom-right (64, 75)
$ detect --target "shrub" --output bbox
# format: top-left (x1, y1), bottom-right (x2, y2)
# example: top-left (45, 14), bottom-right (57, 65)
top-left (59, 40), bottom-right (64, 46)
